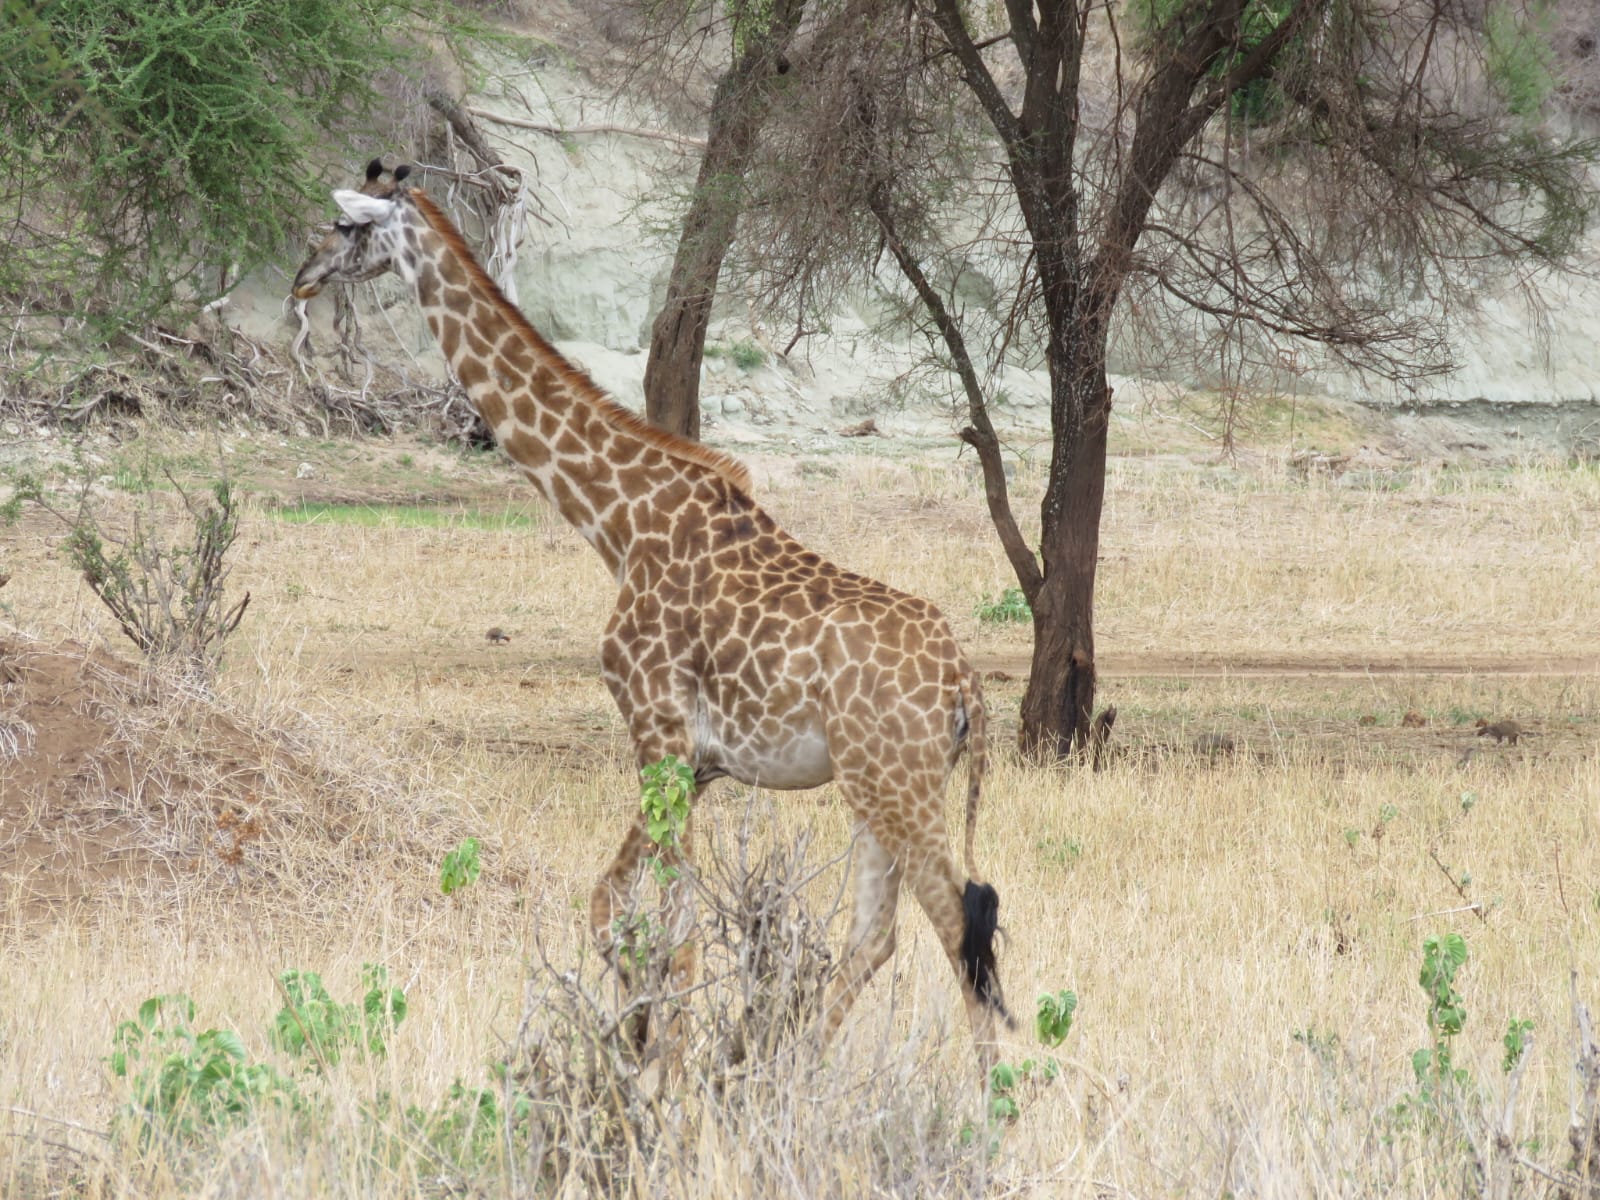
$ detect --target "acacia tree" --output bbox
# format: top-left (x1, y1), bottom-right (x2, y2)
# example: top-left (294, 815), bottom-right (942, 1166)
top-left (630, 1), bottom-right (810, 438)
top-left (737, 0), bottom-right (1594, 757)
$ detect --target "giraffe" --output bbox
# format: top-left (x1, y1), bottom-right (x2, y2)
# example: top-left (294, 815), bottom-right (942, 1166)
top-left (291, 160), bottom-right (1013, 1066)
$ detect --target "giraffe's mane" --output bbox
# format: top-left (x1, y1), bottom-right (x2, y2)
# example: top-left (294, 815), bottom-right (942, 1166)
top-left (407, 187), bottom-right (753, 494)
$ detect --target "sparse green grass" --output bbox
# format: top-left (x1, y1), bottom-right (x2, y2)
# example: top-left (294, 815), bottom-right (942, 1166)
top-left (268, 501), bottom-right (546, 532)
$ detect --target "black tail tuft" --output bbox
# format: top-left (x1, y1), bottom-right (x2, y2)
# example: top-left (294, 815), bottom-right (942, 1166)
top-left (960, 880), bottom-right (1008, 1019)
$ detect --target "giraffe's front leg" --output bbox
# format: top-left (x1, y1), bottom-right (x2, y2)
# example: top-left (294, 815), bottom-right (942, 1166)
top-left (588, 672), bottom-right (702, 1061)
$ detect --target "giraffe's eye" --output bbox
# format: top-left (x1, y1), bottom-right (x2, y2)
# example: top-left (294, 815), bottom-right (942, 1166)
top-left (334, 219), bottom-right (355, 234)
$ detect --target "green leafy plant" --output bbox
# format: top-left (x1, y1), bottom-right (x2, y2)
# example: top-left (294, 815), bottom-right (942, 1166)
top-left (703, 339), bottom-right (767, 371)
top-left (640, 754), bottom-right (695, 885)
top-left (270, 965), bottom-right (407, 1067)
top-left (1502, 1017), bottom-right (1534, 1073)
top-left (975, 586), bottom-right (1032, 625)
top-left (981, 990), bottom-right (1077, 1127)
top-left (421, 1074), bottom-right (534, 1169)
top-left (729, 339), bottom-right (766, 371)
top-left (1036, 989), bottom-right (1078, 1047)
top-left (108, 994), bottom-right (294, 1145)
top-left (1036, 836), bottom-right (1083, 867)
top-left (1128, 0), bottom-right (1300, 122)
top-left (440, 837), bottom-right (483, 896)
top-left (1410, 933), bottom-right (1471, 1103)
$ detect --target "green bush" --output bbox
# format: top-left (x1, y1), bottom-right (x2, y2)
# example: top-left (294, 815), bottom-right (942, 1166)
top-left (109, 994), bottom-right (296, 1145)
top-left (1485, 1), bottom-right (1556, 118)
top-left (0, 0), bottom-right (416, 328)
top-left (270, 965), bottom-right (408, 1066)
top-left (975, 586), bottom-right (1032, 625)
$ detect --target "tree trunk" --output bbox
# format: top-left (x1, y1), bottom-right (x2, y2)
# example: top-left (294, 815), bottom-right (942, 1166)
top-left (1019, 381), bottom-right (1110, 758)
top-left (644, 11), bottom-right (804, 439)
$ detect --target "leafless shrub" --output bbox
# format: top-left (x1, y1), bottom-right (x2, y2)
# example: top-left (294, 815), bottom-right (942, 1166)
top-left (5, 463), bottom-right (249, 681)
top-left (428, 800), bottom-right (989, 1198)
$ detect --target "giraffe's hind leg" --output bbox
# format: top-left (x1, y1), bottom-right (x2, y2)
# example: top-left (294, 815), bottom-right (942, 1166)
top-left (903, 846), bottom-right (1009, 1076)
top-left (818, 826), bottom-right (903, 1046)
top-left (823, 753), bottom-right (1011, 1074)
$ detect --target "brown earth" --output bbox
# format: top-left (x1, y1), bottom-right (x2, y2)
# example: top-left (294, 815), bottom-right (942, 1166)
top-left (0, 636), bottom-right (504, 927)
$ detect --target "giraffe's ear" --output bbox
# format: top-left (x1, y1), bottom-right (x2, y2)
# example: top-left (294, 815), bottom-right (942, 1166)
top-left (332, 190), bottom-right (396, 225)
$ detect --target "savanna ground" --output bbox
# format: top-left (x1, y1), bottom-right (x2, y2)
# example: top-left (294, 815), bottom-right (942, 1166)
top-left (2, 394), bottom-right (1598, 1197)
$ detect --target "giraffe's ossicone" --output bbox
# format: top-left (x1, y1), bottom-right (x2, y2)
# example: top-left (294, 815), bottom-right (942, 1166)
top-left (292, 160), bottom-right (1013, 1069)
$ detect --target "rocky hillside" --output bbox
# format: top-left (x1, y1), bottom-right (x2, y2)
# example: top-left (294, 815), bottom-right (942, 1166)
top-left (233, 8), bottom-right (1600, 461)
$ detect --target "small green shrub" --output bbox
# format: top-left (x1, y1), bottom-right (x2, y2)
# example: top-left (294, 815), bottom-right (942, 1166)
top-left (975, 586), bottom-right (1031, 625)
top-left (1399, 933), bottom-right (1470, 1122)
top-left (109, 994), bottom-right (295, 1145)
top-left (729, 340), bottom-right (766, 371)
top-left (1036, 989), bottom-right (1078, 1047)
top-left (640, 754), bottom-right (695, 885)
top-left (979, 990), bottom-right (1077, 1129)
top-left (1502, 1017), bottom-right (1534, 1073)
top-left (270, 965), bottom-right (407, 1067)
top-left (706, 339), bottom-right (767, 371)
top-left (440, 837), bottom-right (483, 896)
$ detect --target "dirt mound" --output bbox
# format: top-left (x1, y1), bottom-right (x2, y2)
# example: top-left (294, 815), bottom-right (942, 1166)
top-left (0, 637), bottom-right (501, 923)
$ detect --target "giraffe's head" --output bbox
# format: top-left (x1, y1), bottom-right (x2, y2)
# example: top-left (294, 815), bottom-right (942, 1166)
top-left (290, 159), bottom-right (413, 300)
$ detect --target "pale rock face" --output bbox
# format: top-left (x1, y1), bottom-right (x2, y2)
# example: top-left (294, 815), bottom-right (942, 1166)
top-left (243, 47), bottom-right (1600, 443)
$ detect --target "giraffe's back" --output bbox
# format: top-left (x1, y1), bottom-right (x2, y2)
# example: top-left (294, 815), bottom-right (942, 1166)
top-left (630, 480), bottom-right (974, 791)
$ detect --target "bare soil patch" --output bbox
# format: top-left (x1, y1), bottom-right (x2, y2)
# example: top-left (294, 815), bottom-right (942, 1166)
top-left (0, 636), bottom-right (507, 927)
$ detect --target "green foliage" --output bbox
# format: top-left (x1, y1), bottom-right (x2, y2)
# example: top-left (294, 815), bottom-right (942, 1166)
top-left (1408, 933), bottom-right (1471, 1106)
top-left (1036, 836), bottom-right (1083, 867)
top-left (421, 1075), bottom-right (533, 1168)
top-left (1485, 2), bottom-right (1556, 118)
top-left (977, 988), bottom-right (1077, 1131)
top-left (975, 586), bottom-right (1031, 625)
top-left (1036, 990), bottom-right (1078, 1048)
top-left (0, 0), bottom-right (419, 327)
top-left (729, 339), bottom-right (766, 371)
top-left (706, 339), bottom-right (767, 371)
top-left (109, 994), bottom-right (295, 1145)
top-left (729, 0), bottom-right (777, 56)
top-left (1127, 0), bottom-right (1299, 122)
top-left (640, 754), bottom-right (694, 884)
top-left (271, 502), bottom-right (544, 532)
top-left (270, 965), bottom-right (407, 1067)
top-left (1502, 1017), bottom-right (1533, 1073)
top-left (440, 837), bottom-right (482, 896)
top-left (610, 911), bottom-right (667, 976)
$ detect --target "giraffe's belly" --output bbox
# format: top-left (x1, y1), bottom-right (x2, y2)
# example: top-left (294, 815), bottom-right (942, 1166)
top-left (697, 706), bottom-right (833, 791)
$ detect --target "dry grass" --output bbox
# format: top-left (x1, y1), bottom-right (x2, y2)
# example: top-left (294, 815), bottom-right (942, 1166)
top-left (2, 426), bottom-right (1599, 1196)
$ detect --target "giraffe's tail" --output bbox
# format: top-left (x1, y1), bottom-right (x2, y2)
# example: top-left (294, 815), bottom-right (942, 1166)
top-left (957, 669), bottom-right (988, 885)
top-left (957, 669), bottom-right (1012, 1025)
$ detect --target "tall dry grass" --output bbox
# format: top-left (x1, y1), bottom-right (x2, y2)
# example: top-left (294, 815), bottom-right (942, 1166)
top-left (2, 432), bottom-right (1598, 1196)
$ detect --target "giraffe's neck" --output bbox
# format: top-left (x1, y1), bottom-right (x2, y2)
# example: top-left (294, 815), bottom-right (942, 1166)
top-left (390, 191), bottom-right (736, 577)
